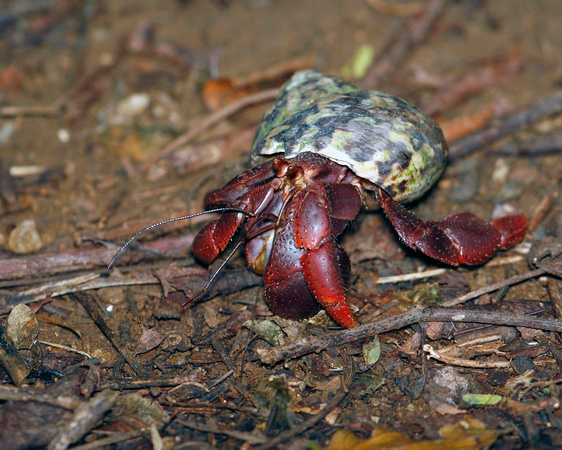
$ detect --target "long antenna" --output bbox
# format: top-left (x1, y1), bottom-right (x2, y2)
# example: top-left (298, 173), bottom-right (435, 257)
top-left (182, 239), bottom-right (245, 307)
top-left (107, 207), bottom-right (253, 270)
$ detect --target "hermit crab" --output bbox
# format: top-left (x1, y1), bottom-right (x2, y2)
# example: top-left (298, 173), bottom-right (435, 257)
top-left (112, 70), bottom-right (527, 328)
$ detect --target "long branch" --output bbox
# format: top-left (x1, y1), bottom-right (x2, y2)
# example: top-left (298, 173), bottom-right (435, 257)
top-left (257, 306), bottom-right (562, 365)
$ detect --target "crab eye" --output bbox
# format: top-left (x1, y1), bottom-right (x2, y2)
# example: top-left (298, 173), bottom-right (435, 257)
top-left (285, 164), bottom-right (303, 181)
top-left (273, 159), bottom-right (290, 177)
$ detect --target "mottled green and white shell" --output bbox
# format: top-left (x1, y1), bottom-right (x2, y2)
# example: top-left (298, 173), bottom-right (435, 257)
top-left (250, 70), bottom-right (448, 203)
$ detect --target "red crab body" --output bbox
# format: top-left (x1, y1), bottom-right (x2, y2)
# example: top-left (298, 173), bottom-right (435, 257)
top-left (191, 151), bottom-right (526, 328)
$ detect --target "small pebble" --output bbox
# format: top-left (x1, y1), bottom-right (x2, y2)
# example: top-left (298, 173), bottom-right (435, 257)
top-left (499, 179), bottom-right (524, 201)
top-left (492, 158), bottom-right (509, 184)
top-left (116, 93), bottom-right (150, 119)
top-left (448, 159), bottom-right (479, 202)
top-left (57, 128), bottom-right (70, 143)
top-left (8, 219), bottom-right (43, 254)
top-left (0, 121), bottom-right (15, 145)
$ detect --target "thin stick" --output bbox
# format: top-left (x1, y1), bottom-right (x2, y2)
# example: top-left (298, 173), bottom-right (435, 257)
top-left (143, 88), bottom-right (280, 170)
top-left (0, 104), bottom-right (60, 118)
top-left (376, 255), bottom-right (525, 285)
top-left (39, 340), bottom-right (92, 359)
top-left (448, 90), bottom-right (562, 160)
top-left (48, 390), bottom-right (120, 450)
top-left (424, 344), bottom-right (510, 369)
top-left (0, 385), bottom-right (80, 410)
top-left (71, 292), bottom-right (148, 377)
top-left (71, 428), bottom-right (151, 450)
top-left (0, 234), bottom-right (195, 282)
top-left (442, 268), bottom-right (546, 307)
top-left (176, 418), bottom-right (267, 446)
top-left (257, 305), bottom-right (562, 365)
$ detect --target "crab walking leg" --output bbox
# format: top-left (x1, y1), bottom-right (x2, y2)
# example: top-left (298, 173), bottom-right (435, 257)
top-left (378, 187), bottom-right (526, 266)
top-left (192, 184), bottom-right (276, 265)
top-left (203, 159), bottom-right (277, 205)
top-left (294, 183), bottom-right (363, 327)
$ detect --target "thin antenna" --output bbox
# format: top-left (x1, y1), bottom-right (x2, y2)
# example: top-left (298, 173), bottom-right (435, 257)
top-left (182, 239), bottom-right (245, 307)
top-left (107, 207), bottom-right (253, 270)
top-left (182, 219), bottom-right (279, 306)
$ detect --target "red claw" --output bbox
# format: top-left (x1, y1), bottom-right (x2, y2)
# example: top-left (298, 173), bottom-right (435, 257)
top-left (301, 240), bottom-right (357, 328)
top-left (264, 182), bottom-right (361, 328)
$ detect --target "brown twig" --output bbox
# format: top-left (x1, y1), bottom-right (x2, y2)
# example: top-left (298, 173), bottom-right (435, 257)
top-left (176, 418), bottom-right (267, 446)
top-left (257, 305), bottom-right (562, 365)
top-left (47, 389), bottom-right (119, 450)
top-left (0, 105), bottom-right (61, 118)
top-left (0, 385), bottom-right (80, 409)
top-left (71, 292), bottom-right (148, 377)
top-left (442, 268), bottom-right (546, 307)
top-left (491, 131), bottom-right (562, 157)
top-left (364, 0), bottom-right (423, 17)
top-left (424, 344), bottom-right (510, 368)
top-left (0, 234), bottom-right (195, 282)
top-left (210, 336), bottom-right (238, 373)
top-left (358, 0), bottom-right (445, 89)
top-left (438, 99), bottom-right (514, 142)
top-left (70, 427), bottom-right (152, 450)
top-left (0, 325), bottom-right (30, 385)
top-left (102, 374), bottom-right (222, 390)
top-left (423, 45), bottom-right (522, 116)
top-left (448, 90), bottom-right (562, 161)
top-left (142, 88), bottom-right (280, 170)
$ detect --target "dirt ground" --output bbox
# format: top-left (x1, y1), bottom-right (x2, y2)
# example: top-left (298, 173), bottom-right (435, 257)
top-left (1, 1), bottom-right (561, 448)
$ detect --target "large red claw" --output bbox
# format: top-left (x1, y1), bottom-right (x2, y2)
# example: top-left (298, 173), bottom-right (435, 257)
top-left (433, 212), bottom-right (501, 265)
top-left (301, 240), bottom-right (357, 328)
top-left (263, 218), bottom-right (322, 320)
top-left (263, 183), bottom-right (361, 328)
top-left (294, 184), bottom-right (361, 327)
top-left (378, 187), bottom-right (526, 266)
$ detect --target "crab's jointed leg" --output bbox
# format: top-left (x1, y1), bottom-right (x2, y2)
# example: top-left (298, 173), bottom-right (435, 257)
top-left (378, 187), bottom-right (527, 266)
top-left (192, 182), bottom-right (277, 265)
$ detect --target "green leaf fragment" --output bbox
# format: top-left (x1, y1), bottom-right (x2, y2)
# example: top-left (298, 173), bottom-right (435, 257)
top-left (362, 335), bottom-right (381, 366)
top-left (462, 393), bottom-right (503, 405)
top-left (342, 44), bottom-right (375, 79)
